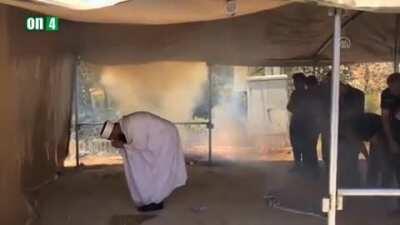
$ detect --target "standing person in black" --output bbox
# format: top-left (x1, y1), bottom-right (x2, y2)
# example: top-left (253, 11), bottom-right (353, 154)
top-left (381, 73), bottom-right (400, 161)
top-left (319, 72), bottom-right (365, 186)
top-left (380, 73), bottom-right (400, 211)
top-left (319, 72), bottom-right (334, 168)
top-left (287, 73), bottom-right (308, 172)
top-left (337, 83), bottom-right (365, 187)
top-left (302, 75), bottom-right (321, 178)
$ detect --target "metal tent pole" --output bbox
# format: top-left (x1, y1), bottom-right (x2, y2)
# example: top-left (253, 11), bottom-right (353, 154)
top-left (207, 64), bottom-right (213, 165)
top-left (327, 8), bottom-right (342, 225)
top-left (74, 59), bottom-right (80, 168)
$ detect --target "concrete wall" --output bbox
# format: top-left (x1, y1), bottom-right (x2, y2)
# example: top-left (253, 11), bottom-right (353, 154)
top-left (0, 5), bottom-right (75, 224)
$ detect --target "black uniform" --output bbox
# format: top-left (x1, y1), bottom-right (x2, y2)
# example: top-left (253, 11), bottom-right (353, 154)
top-left (320, 84), bottom-right (365, 164)
top-left (339, 86), bottom-right (365, 187)
top-left (319, 84), bottom-right (365, 187)
top-left (287, 89), bottom-right (309, 167)
top-left (302, 86), bottom-right (322, 171)
top-left (381, 88), bottom-right (400, 144)
top-left (372, 88), bottom-right (400, 188)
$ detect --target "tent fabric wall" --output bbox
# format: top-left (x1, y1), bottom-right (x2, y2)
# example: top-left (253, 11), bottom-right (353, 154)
top-left (0, 6), bottom-right (25, 225)
top-left (0, 5), bottom-right (75, 224)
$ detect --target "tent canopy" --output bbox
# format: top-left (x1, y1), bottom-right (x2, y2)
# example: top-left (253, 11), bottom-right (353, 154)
top-left (1, 1), bottom-right (399, 66)
top-left (76, 3), bottom-right (400, 66)
top-left (1, 0), bottom-right (400, 25)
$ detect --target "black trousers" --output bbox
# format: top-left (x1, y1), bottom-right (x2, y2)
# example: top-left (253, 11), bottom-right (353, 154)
top-left (338, 137), bottom-right (362, 187)
top-left (367, 133), bottom-right (400, 208)
top-left (368, 136), bottom-right (400, 188)
top-left (289, 119), bottom-right (319, 169)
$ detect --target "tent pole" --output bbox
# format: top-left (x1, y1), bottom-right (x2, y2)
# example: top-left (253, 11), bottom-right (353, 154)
top-left (327, 8), bottom-right (342, 225)
top-left (74, 58), bottom-right (80, 168)
top-left (394, 15), bottom-right (400, 73)
top-left (207, 64), bottom-right (213, 165)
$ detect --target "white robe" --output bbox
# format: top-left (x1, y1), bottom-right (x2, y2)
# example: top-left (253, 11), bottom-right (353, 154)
top-left (118, 112), bottom-right (187, 206)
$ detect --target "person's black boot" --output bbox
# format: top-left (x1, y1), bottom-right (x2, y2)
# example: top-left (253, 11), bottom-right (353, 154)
top-left (138, 202), bottom-right (164, 212)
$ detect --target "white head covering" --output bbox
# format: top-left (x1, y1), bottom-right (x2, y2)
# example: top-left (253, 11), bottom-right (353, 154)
top-left (100, 121), bottom-right (115, 139)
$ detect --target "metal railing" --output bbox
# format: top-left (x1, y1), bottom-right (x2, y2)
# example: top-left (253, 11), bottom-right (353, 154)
top-left (338, 189), bottom-right (400, 197)
top-left (73, 120), bottom-right (213, 167)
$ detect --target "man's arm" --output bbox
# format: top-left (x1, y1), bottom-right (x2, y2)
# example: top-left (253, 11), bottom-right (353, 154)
top-left (382, 109), bottom-right (400, 154)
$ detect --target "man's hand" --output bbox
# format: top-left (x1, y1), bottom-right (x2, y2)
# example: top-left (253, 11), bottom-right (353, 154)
top-left (111, 140), bottom-right (125, 148)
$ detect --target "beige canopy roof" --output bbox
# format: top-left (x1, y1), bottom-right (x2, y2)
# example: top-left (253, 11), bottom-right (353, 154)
top-left (75, 3), bottom-right (398, 66)
top-left (0, 1), bottom-right (399, 66)
top-left (1, 0), bottom-right (400, 25)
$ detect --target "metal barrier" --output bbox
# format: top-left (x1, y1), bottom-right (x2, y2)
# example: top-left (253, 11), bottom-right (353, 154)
top-left (73, 121), bottom-right (213, 166)
top-left (338, 189), bottom-right (400, 197)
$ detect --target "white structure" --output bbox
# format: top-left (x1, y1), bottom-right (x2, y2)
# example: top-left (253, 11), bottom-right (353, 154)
top-left (246, 75), bottom-right (289, 148)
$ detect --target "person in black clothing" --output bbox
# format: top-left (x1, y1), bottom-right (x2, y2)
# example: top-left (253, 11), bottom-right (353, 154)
top-left (302, 75), bottom-right (321, 177)
top-left (381, 73), bottom-right (400, 156)
top-left (319, 72), bottom-right (334, 167)
top-left (374, 73), bottom-right (400, 211)
top-left (366, 118), bottom-right (391, 188)
top-left (287, 73), bottom-right (308, 172)
top-left (337, 83), bottom-right (365, 187)
top-left (353, 112), bottom-right (381, 160)
top-left (319, 72), bottom-right (365, 186)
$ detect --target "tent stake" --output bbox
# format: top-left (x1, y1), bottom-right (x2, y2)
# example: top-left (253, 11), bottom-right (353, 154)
top-left (327, 8), bottom-right (342, 225)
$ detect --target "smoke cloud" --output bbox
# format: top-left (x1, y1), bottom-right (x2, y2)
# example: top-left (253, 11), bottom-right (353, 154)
top-left (98, 62), bottom-right (289, 162)
top-left (100, 61), bottom-right (207, 122)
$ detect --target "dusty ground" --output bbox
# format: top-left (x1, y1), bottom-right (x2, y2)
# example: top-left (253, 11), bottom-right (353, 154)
top-left (32, 157), bottom-right (399, 225)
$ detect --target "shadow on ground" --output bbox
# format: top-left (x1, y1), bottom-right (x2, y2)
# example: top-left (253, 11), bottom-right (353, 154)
top-left (109, 214), bottom-right (155, 225)
top-left (32, 161), bottom-right (399, 225)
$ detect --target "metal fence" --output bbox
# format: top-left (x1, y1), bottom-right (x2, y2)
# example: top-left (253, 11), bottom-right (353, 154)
top-left (71, 121), bottom-right (213, 166)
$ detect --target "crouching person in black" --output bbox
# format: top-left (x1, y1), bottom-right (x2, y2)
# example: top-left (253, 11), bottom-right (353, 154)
top-left (368, 73), bottom-right (400, 212)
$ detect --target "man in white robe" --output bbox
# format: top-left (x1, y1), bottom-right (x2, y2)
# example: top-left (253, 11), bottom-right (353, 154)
top-left (100, 111), bottom-right (187, 212)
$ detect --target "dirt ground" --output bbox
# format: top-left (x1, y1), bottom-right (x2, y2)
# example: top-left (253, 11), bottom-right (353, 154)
top-left (31, 154), bottom-right (400, 225)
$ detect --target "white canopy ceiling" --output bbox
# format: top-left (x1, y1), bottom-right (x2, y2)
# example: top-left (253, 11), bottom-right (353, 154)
top-left (1, 0), bottom-right (400, 25)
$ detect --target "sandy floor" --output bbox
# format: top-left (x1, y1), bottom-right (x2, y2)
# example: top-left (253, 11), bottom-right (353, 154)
top-left (30, 159), bottom-right (400, 225)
